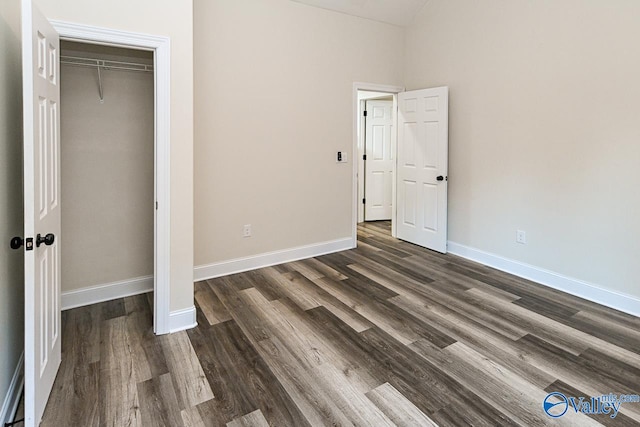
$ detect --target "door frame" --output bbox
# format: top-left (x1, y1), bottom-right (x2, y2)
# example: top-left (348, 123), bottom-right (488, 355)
top-left (51, 21), bottom-right (171, 334)
top-left (352, 82), bottom-right (403, 248)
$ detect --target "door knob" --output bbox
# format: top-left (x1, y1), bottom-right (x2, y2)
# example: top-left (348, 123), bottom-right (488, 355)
top-left (436, 175), bottom-right (444, 181)
top-left (10, 237), bottom-right (23, 250)
top-left (10, 236), bottom-right (34, 251)
top-left (36, 233), bottom-right (55, 247)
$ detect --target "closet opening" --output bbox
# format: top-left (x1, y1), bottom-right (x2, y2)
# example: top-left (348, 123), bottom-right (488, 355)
top-left (60, 40), bottom-right (155, 321)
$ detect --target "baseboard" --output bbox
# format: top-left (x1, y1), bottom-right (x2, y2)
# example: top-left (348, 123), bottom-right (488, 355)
top-left (169, 306), bottom-right (197, 333)
top-left (447, 241), bottom-right (640, 317)
top-left (0, 352), bottom-right (24, 426)
top-left (62, 275), bottom-right (154, 310)
top-left (194, 238), bottom-right (354, 282)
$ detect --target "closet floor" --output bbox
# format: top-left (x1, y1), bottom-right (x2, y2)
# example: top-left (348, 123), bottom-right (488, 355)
top-left (40, 221), bottom-right (640, 426)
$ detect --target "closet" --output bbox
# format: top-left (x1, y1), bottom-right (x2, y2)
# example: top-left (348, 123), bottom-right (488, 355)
top-left (60, 41), bottom-right (154, 307)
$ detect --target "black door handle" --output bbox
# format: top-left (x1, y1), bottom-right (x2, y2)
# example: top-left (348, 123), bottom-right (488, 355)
top-left (36, 233), bottom-right (55, 247)
top-left (10, 237), bottom-right (23, 250)
top-left (436, 175), bottom-right (444, 181)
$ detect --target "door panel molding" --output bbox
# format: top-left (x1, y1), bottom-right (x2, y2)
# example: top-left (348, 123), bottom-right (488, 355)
top-left (364, 99), bottom-right (394, 221)
top-left (396, 87), bottom-right (449, 253)
top-left (22, 2), bottom-right (61, 423)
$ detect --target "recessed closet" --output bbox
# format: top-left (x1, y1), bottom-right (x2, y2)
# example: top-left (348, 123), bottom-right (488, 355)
top-left (60, 41), bottom-right (154, 309)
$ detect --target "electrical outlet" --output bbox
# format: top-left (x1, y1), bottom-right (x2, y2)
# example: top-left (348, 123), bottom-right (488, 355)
top-left (516, 230), bottom-right (526, 244)
top-left (243, 224), bottom-right (252, 238)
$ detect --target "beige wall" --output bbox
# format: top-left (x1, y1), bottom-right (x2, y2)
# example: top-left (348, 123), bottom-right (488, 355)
top-left (0, 0), bottom-right (24, 413)
top-left (405, 0), bottom-right (640, 299)
top-left (35, 0), bottom-right (194, 311)
top-left (194, 0), bottom-right (404, 266)
top-left (60, 49), bottom-right (154, 292)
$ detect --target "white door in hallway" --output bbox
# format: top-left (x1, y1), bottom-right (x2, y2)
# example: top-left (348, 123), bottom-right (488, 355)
top-left (396, 87), bottom-right (448, 253)
top-left (364, 99), bottom-right (394, 221)
top-left (22, 0), bottom-right (62, 425)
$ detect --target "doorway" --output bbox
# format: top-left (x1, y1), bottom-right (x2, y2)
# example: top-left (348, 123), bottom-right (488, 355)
top-left (352, 83), bottom-right (449, 252)
top-left (353, 83), bottom-right (403, 247)
top-left (50, 20), bottom-right (172, 335)
top-left (358, 92), bottom-right (394, 223)
top-left (59, 40), bottom-right (154, 318)
top-left (22, 10), bottom-right (172, 424)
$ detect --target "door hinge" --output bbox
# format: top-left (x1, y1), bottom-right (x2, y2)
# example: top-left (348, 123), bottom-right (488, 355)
top-left (363, 154), bottom-right (367, 161)
top-left (363, 110), bottom-right (368, 117)
top-left (155, 201), bottom-right (158, 210)
top-left (362, 198), bottom-right (366, 204)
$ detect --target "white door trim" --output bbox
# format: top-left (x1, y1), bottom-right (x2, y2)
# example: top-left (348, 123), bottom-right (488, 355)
top-left (50, 20), bottom-right (171, 335)
top-left (358, 99), bottom-right (366, 223)
top-left (352, 82), bottom-right (403, 248)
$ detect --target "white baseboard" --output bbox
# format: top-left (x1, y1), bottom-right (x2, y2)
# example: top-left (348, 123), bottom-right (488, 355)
top-left (1, 352), bottom-right (24, 426)
top-left (169, 306), bottom-right (197, 333)
top-left (62, 275), bottom-right (154, 310)
top-left (447, 241), bottom-right (640, 317)
top-left (194, 238), bottom-right (354, 282)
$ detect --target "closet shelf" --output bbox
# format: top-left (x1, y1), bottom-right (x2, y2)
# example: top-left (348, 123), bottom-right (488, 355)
top-left (60, 55), bottom-right (153, 103)
top-left (60, 55), bottom-right (154, 73)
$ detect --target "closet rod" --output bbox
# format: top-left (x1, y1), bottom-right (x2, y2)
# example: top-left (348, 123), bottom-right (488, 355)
top-left (61, 55), bottom-right (153, 103)
top-left (60, 55), bottom-right (154, 73)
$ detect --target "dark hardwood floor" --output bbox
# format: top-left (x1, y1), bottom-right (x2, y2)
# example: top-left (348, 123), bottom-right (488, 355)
top-left (40, 221), bottom-right (640, 426)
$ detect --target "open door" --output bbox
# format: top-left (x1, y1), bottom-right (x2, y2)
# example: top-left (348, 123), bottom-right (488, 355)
top-left (396, 87), bottom-right (448, 253)
top-left (364, 99), bottom-right (394, 221)
top-left (22, 0), bottom-right (62, 424)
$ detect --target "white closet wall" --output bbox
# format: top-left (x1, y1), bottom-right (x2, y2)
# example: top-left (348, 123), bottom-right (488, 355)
top-left (60, 42), bottom-right (154, 293)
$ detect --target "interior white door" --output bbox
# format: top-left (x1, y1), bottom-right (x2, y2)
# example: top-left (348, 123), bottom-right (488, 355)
top-left (364, 100), bottom-right (394, 221)
top-left (22, 0), bottom-right (62, 424)
top-left (396, 87), bottom-right (448, 253)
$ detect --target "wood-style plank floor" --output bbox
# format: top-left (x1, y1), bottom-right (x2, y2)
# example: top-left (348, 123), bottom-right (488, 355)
top-left (40, 221), bottom-right (640, 426)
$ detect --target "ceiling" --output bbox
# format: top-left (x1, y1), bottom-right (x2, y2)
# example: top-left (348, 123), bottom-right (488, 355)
top-left (291, 0), bottom-right (429, 27)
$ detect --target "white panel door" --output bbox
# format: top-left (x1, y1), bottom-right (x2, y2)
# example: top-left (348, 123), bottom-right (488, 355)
top-left (22, 1), bottom-right (61, 425)
top-left (396, 87), bottom-right (448, 253)
top-left (364, 100), bottom-right (394, 221)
